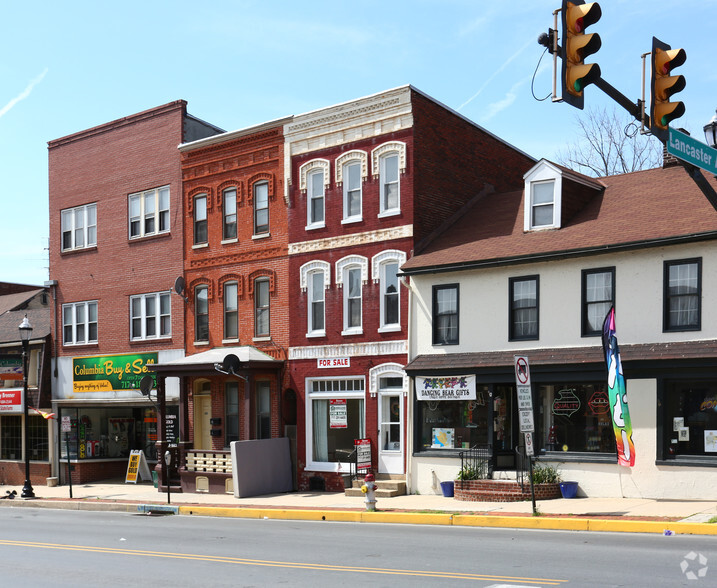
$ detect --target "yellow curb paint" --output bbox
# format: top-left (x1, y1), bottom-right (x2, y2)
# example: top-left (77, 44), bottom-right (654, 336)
top-left (360, 512), bottom-right (453, 525)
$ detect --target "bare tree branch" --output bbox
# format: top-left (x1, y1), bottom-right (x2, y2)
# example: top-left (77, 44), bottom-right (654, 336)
top-left (556, 106), bottom-right (662, 177)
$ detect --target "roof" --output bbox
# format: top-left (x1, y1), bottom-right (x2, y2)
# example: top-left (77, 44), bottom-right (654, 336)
top-left (402, 164), bottom-right (717, 274)
top-left (0, 289), bottom-right (43, 315)
top-left (0, 308), bottom-right (51, 344)
top-left (149, 346), bottom-right (282, 376)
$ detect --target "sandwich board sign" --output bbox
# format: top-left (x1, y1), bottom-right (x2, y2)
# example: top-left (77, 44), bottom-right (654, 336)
top-left (125, 449), bottom-right (152, 484)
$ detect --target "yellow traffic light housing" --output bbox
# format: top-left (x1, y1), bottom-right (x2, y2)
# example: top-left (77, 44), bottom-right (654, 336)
top-left (561, 0), bottom-right (602, 109)
top-left (650, 37), bottom-right (686, 142)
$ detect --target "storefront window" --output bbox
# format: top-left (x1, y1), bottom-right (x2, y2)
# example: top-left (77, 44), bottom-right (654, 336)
top-left (29, 415), bottom-right (49, 461)
top-left (0, 415), bottom-right (21, 460)
top-left (307, 378), bottom-right (365, 468)
top-left (416, 386), bottom-right (490, 451)
top-left (663, 380), bottom-right (717, 458)
top-left (537, 383), bottom-right (615, 454)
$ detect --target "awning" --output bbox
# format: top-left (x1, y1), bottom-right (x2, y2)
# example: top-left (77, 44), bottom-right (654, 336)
top-left (148, 346), bottom-right (283, 377)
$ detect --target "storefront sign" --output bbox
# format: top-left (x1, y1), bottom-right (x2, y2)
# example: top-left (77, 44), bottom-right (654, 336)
top-left (317, 357), bottom-right (350, 368)
top-left (588, 390), bottom-right (609, 415)
top-left (0, 389), bottom-right (22, 412)
top-left (329, 399), bottom-right (347, 429)
top-left (700, 396), bottom-right (717, 412)
top-left (416, 375), bottom-right (476, 401)
top-left (0, 355), bottom-right (23, 380)
top-left (125, 449), bottom-right (152, 484)
top-left (552, 388), bottom-right (581, 417)
top-left (355, 438), bottom-right (371, 469)
top-left (165, 413), bottom-right (179, 447)
top-left (72, 352), bottom-right (158, 392)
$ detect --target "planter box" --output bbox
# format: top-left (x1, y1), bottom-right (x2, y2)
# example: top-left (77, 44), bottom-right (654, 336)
top-left (454, 479), bottom-right (561, 502)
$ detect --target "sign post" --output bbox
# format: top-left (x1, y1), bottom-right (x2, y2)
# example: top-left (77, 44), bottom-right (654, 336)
top-left (61, 416), bottom-right (73, 498)
top-left (514, 355), bottom-right (537, 515)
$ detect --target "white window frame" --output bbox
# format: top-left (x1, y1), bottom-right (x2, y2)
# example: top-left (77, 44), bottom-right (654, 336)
top-left (300, 261), bottom-right (330, 337)
top-left (222, 187), bottom-right (237, 242)
top-left (193, 194), bottom-right (208, 245)
top-left (299, 159), bottom-right (329, 231)
top-left (336, 150), bottom-right (367, 224)
top-left (62, 301), bottom-right (98, 346)
top-left (372, 250), bottom-right (406, 333)
top-left (130, 292), bottom-right (171, 341)
top-left (254, 277), bottom-right (270, 339)
top-left (306, 169), bottom-right (325, 229)
top-left (253, 181), bottom-right (270, 236)
top-left (128, 186), bottom-right (170, 239)
top-left (223, 281), bottom-right (239, 341)
top-left (195, 285), bottom-right (209, 343)
top-left (372, 142), bottom-right (406, 218)
top-left (336, 255), bottom-right (368, 336)
top-left (61, 203), bottom-right (97, 252)
top-left (305, 376), bottom-right (366, 472)
top-left (523, 161), bottom-right (562, 231)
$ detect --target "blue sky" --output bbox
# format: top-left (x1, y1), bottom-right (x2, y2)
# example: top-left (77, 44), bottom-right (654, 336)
top-left (2, 0), bottom-right (716, 285)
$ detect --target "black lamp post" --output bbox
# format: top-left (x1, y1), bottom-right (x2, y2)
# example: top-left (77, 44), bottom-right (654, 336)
top-left (704, 109), bottom-right (717, 149)
top-left (19, 315), bottom-right (35, 499)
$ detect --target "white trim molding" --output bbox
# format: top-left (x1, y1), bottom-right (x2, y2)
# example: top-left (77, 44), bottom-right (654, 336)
top-left (299, 260), bottom-right (331, 292)
top-left (335, 150), bottom-right (368, 185)
top-left (288, 340), bottom-right (408, 360)
top-left (371, 249), bottom-right (407, 283)
top-left (335, 255), bottom-right (369, 287)
top-left (371, 141), bottom-right (407, 178)
top-left (299, 159), bottom-right (330, 193)
top-left (369, 362), bottom-right (408, 397)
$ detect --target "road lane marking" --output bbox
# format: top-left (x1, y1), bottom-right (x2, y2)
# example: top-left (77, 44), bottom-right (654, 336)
top-left (0, 539), bottom-right (567, 584)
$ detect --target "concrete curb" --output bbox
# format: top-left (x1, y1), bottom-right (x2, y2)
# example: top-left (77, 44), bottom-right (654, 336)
top-left (4, 499), bottom-right (717, 535)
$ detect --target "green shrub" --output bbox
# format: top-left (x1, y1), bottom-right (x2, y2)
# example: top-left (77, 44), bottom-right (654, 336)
top-left (532, 463), bottom-right (562, 484)
top-left (456, 462), bottom-right (489, 481)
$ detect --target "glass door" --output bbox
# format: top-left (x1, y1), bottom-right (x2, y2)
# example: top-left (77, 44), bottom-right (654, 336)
top-left (378, 376), bottom-right (404, 474)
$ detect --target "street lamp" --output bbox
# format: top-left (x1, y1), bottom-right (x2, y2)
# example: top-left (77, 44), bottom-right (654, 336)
top-left (19, 315), bottom-right (35, 499)
top-left (704, 109), bottom-right (717, 148)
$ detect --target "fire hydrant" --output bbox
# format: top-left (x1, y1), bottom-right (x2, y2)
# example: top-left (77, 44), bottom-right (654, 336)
top-left (361, 472), bottom-right (378, 511)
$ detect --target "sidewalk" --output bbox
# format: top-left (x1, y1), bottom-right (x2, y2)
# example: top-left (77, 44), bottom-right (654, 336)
top-left (2, 480), bottom-right (717, 535)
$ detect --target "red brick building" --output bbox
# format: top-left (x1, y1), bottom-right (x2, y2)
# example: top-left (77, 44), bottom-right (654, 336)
top-left (47, 102), bottom-right (223, 483)
top-left (285, 86), bottom-right (534, 491)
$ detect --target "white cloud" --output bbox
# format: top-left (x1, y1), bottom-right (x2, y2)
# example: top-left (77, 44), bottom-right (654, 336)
top-left (0, 68), bottom-right (49, 119)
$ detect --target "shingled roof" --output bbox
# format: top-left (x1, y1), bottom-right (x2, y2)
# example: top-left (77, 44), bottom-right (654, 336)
top-left (402, 164), bottom-right (717, 274)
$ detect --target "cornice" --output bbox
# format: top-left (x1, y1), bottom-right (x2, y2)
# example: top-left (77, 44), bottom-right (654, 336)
top-left (288, 225), bottom-right (413, 255)
top-left (288, 340), bottom-right (408, 360)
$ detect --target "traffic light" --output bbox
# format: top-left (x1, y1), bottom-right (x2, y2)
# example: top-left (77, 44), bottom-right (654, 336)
top-left (650, 37), bottom-right (686, 142)
top-left (561, 1), bottom-right (602, 109)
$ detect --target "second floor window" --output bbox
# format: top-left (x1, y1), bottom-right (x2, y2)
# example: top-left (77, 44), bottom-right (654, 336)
top-left (254, 278), bottom-right (270, 338)
top-left (432, 284), bottom-right (458, 345)
top-left (254, 182), bottom-right (269, 235)
top-left (194, 195), bottom-right (207, 245)
top-left (380, 153), bottom-right (400, 215)
top-left (510, 276), bottom-right (539, 340)
top-left (224, 281), bottom-right (238, 340)
top-left (664, 259), bottom-right (701, 331)
top-left (344, 266), bottom-right (363, 333)
top-left (223, 188), bottom-right (237, 240)
top-left (195, 285), bottom-right (209, 342)
top-left (307, 169), bottom-right (325, 228)
top-left (582, 268), bottom-right (615, 336)
top-left (129, 186), bottom-right (169, 239)
top-left (62, 301), bottom-right (98, 345)
top-left (130, 292), bottom-right (171, 340)
top-left (61, 203), bottom-right (97, 251)
top-left (308, 270), bottom-right (325, 335)
top-left (381, 262), bottom-right (400, 329)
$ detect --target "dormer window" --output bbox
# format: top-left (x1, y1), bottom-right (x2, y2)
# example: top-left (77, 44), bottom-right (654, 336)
top-left (531, 180), bottom-right (555, 228)
top-left (523, 160), bottom-right (563, 231)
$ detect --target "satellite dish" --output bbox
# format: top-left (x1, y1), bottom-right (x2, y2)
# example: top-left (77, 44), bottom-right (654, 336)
top-left (222, 354), bottom-right (241, 374)
top-left (174, 276), bottom-right (185, 296)
top-left (139, 374), bottom-right (154, 397)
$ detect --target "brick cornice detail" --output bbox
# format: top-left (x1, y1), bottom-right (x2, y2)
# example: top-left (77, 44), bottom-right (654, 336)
top-left (188, 246), bottom-right (287, 268)
top-left (289, 225), bottom-right (413, 255)
top-left (288, 340), bottom-right (407, 360)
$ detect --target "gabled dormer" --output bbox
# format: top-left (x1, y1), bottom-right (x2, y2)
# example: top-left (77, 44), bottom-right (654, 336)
top-left (523, 159), bottom-right (604, 232)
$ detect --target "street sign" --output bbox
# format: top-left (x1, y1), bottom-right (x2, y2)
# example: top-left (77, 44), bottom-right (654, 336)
top-left (61, 415), bottom-right (72, 433)
top-left (514, 355), bottom-right (531, 386)
top-left (514, 355), bottom-right (535, 433)
top-left (668, 128), bottom-right (717, 175)
top-left (519, 410), bottom-right (535, 433)
top-left (524, 432), bottom-right (535, 457)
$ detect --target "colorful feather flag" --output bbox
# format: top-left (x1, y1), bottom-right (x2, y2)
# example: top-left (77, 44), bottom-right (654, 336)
top-left (602, 307), bottom-right (635, 466)
top-left (30, 406), bottom-right (56, 420)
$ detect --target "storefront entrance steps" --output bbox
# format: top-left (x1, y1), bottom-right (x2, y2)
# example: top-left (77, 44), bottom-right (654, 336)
top-left (344, 474), bottom-right (407, 498)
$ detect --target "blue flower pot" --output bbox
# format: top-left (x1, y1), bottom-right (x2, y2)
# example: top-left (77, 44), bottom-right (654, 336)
top-left (440, 481), bottom-right (454, 497)
top-left (560, 481), bottom-right (578, 498)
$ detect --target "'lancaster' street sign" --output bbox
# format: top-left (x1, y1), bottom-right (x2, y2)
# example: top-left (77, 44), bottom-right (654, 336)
top-left (668, 128), bottom-right (717, 175)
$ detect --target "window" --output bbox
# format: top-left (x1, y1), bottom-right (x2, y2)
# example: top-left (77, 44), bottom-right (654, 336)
top-left (529, 181), bottom-right (555, 228)
top-left (129, 186), bottom-right (169, 239)
top-left (256, 381), bottom-right (271, 439)
top-left (381, 262), bottom-right (400, 330)
top-left (307, 169), bottom-right (325, 228)
top-left (222, 187), bottom-right (237, 240)
top-left (432, 284), bottom-right (459, 345)
top-left (344, 267), bottom-right (362, 333)
top-left (379, 153), bottom-right (400, 215)
top-left (582, 268), bottom-right (615, 337)
top-left (130, 292), bottom-right (171, 340)
top-left (306, 378), bottom-right (365, 470)
top-left (223, 281), bottom-right (238, 340)
top-left (254, 278), bottom-right (270, 338)
top-left (195, 285), bottom-right (209, 342)
top-left (253, 181), bottom-right (269, 235)
top-left (193, 194), bottom-right (207, 245)
top-left (308, 270), bottom-right (325, 335)
top-left (664, 259), bottom-right (701, 331)
top-left (62, 301), bottom-right (98, 345)
top-left (61, 203), bottom-right (97, 251)
top-left (28, 415), bottom-right (49, 461)
top-left (225, 381), bottom-right (239, 446)
top-left (342, 161), bottom-right (362, 222)
top-left (0, 415), bottom-right (21, 459)
top-left (509, 276), bottom-right (538, 340)
top-left (536, 383), bottom-right (616, 455)
top-left (661, 379), bottom-right (717, 459)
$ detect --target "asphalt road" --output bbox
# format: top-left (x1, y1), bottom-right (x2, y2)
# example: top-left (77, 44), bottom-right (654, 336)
top-left (1, 508), bottom-right (715, 587)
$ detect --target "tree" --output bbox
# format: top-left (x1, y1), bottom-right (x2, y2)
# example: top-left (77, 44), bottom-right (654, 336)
top-left (556, 106), bottom-right (663, 177)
